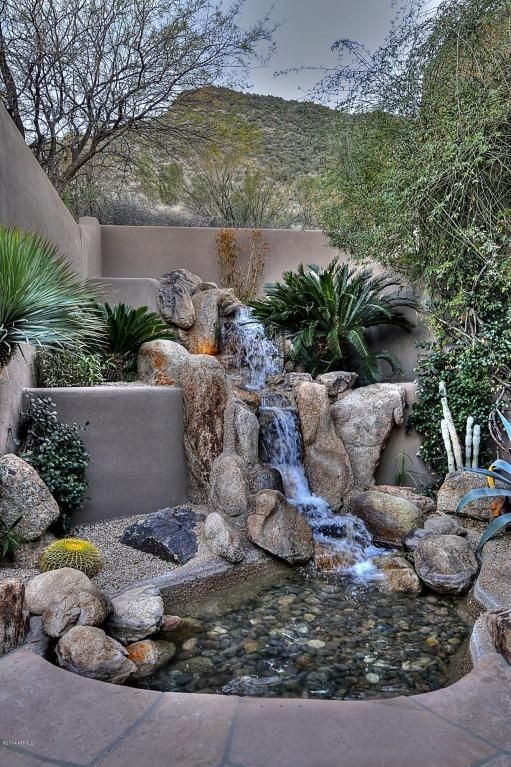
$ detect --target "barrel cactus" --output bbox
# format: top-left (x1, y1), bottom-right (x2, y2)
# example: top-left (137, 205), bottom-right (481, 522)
top-left (39, 538), bottom-right (102, 577)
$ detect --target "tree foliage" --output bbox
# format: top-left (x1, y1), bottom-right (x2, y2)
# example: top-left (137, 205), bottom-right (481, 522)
top-left (0, 0), bottom-right (272, 192)
top-left (317, 0), bottom-right (511, 469)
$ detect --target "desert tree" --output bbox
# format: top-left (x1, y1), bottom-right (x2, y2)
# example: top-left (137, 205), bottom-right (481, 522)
top-left (0, 0), bottom-right (273, 192)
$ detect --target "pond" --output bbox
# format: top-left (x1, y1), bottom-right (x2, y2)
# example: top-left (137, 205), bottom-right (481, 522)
top-left (131, 570), bottom-right (471, 700)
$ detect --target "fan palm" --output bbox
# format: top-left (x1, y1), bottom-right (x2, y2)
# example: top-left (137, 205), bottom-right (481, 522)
top-left (0, 227), bottom-right (104, 369)
top-left (250, 259), bottom-right (419, 380)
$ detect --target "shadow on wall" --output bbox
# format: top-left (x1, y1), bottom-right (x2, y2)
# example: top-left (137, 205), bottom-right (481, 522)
top-left (0, 347), bottom-right (36, 455)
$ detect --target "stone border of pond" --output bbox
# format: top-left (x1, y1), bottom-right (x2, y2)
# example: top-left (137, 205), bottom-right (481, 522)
top-left (1, 646), bottom-right (510, 767)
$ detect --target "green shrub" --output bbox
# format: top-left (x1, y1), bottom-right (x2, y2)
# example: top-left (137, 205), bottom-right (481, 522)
top-left (95, 303), bottom-right (175, 378)
top-left (0, 226), bottom-right (104, 369)
top-left (250, 259), bottom-right (418, 381)
top-left (37, 349), bottom-right (106, 387)
top-left (20, 396), bottom-right (89, 534)
top-left (0, 515), bottom-right (22, 562)
top-left (408, 325), bottom-right (511, 477)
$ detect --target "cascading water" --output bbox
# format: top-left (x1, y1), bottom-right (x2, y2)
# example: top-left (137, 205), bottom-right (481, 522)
top-left (222, 302), bottom-right (381, 577)
top-left (220, 306), bottom-right (281, 390)
top-left (259, 402), bottom-right (382, 578)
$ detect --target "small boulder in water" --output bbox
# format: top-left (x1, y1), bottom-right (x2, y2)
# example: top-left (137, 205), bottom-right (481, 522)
top-left (313, 542), bottom-right (357, 572)
top-left (247, 490), bottom-right (314, 565)
top-left (414, 535), bottom-right (479, 595)
top-left (351, 490), bottom-right (423, 548)
top-left (222, 675), bottom-right (283, 696)
top-left (374, 555), bottom-right (422, 594)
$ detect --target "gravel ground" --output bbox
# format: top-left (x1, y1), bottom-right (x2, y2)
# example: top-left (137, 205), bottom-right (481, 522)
top-left (0, 506), bottom-right (210, 596)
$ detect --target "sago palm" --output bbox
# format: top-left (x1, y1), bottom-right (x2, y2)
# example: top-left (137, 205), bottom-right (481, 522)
top-left (0, 227), bottom-right (104, 368)
top-left (250, 259), bottom-right (419, 380)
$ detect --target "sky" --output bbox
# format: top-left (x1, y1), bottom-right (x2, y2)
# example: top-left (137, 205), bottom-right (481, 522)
top-left (238, 0), bottom-right (440, 101)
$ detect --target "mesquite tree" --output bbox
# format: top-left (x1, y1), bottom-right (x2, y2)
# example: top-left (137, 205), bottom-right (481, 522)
top-left (0, 0), bottom-right (272, 192)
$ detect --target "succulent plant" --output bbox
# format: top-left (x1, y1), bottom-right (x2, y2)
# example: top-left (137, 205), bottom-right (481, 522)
top-left (39, 538), bottom-right (102, 577)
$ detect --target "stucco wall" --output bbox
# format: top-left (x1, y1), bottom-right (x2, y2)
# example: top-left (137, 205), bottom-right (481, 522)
top-left (0, 347), bottom-right (36, 455)
top-left (0, 105), bottom-right (86, 275)
top-left (24, 386), bottom-right (188, 523)
top-left (89, 277), bottom-right (160, 313)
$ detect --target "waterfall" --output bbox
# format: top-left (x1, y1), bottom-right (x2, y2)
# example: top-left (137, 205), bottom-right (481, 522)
top-left (220, 306), bottom-right (281, 390)
top-left (259, 404), bottom-right (381, 578)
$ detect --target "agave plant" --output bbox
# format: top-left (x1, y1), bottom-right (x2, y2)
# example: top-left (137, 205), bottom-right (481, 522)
top-left (249, 259), bottom-right (419, 380)
top-left (96, 302), bottom-right (175, 376)
top-left (0, 227), bottom-right (104, 368)
top-left (456, 410), bottom-right (511, 553)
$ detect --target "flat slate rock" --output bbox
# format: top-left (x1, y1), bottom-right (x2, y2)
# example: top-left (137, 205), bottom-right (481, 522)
top-left (121, 507), bottom-right (203, 565)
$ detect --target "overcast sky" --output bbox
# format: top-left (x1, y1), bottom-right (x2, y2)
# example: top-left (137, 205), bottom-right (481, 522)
top-left (238, 0), bottom-right (440, 101)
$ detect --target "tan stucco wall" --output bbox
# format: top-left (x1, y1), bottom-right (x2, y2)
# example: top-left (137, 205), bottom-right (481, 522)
top-left (0, 104), bottom-right (86, 275)
top-left (25, 386), bottom-right (188, 523)
top-left (0, 346), bottom-right (36, 455)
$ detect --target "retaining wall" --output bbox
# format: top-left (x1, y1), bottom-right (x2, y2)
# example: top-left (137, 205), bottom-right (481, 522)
top-left (24, 386), bottom-right (188, 523)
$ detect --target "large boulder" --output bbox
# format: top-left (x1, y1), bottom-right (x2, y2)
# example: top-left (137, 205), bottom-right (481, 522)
top-left (209, 453), bottom-right (249, 517)
top-left (106, 584), bottom-right (164, 644)
top-left (294, 381), bottom-right (353, 511)
top-left (331, 384), bottom-right (406, 489)
top-left (414, 535), bottom-right (479, 595)
top-left (204, 512), bottom-right (245, 564)
top-left (0, 454), bottom-right (60, 542)
top-left (374, 555), bottom-right (422, 594)
top-left (351, 490), bottom-right (424, 547)
top-left (316, 371), bottom-right (357, 398)
top-left (247, 490), bottom-right (314, 565)
top-left (56, 626), bottom-right (136, 684)
top-left (437, 471), bottom-right (492, 520)
top-left (248, 464), bottom-right (284, 495)
top-left (121, 507), bottom-right (201, 565)
top-left (24, 568), bottom-right (94, 615)
top-left (188, 289), bottom-right (222, 355)
top-left (158, 269), bottom-right (202, 328)
top-left (181, 355), bottom-right (230, 501)
top-left (42, 588), bottom-right (112, 639)
top-left (126, 638), bottom-right (176, 680)
top-left (137, 339), bottom-right (190, 386)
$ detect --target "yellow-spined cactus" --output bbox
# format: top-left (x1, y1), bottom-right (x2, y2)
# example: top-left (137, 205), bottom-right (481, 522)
top-left (39, 538), bottom-right (102, 577)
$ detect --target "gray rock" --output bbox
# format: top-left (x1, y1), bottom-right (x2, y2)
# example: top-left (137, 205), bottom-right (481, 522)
top-left (19, 615), bottom-right (49, 658)
top-left (351, 490), bottom-right (423, 548)
top-left (209, 453), bottom-right (249, 517)
top-left (0, 454), bottom-right (60, 542)
top-left (437, 471), bottom-right (492, 520)
top-left (331, 384), bottom-right (406, 489)
top-left (247, 490), bottom-right (314, 565)
top-left (24, 568), bottom-right (94, 615)
top-left (181, 355), bottom-right (230, 501)
top-left (316, 371), bottom-right (357, 398)
top-left (294, 381), bottom-right (353, 511)
top-left (56, 626), bottom-right (136, 684)
top-left (158, 616), bottom-right (205, 643)
top-left (423, 513), bottom-right (467, 536)
top-left (126, 638), bottom-right (176, 680)
top-left (414, 534), bottom-right (479, 595)
top-left (121, 507), bottom-right (201, 565)
top-left (371, 485), bottom-right (435, 515)
top-left (248, 464), bottom-right (284, 495)
top-left (223, 399), bottom-right (259, 467)
top-left (204, 512), bottom-right (245, 563)
top-left (158, 269), bottom-right (202, 328)
top-left (42, 588), bottom-right (112, 639)
top-left (106, 584), bottom-right (164, 644)
top-left (374, 555), bottom-right (422, 594)
top-left (137, 339), bottom-right (190, 386)
top-left (222, 675), bottom-right (283, 696)
top-left (13, 532), bottom-right (57, 569)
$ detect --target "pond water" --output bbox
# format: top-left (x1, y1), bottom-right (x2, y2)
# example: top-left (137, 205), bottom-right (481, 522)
top-left (132, 571), bottom-right (471, 700)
